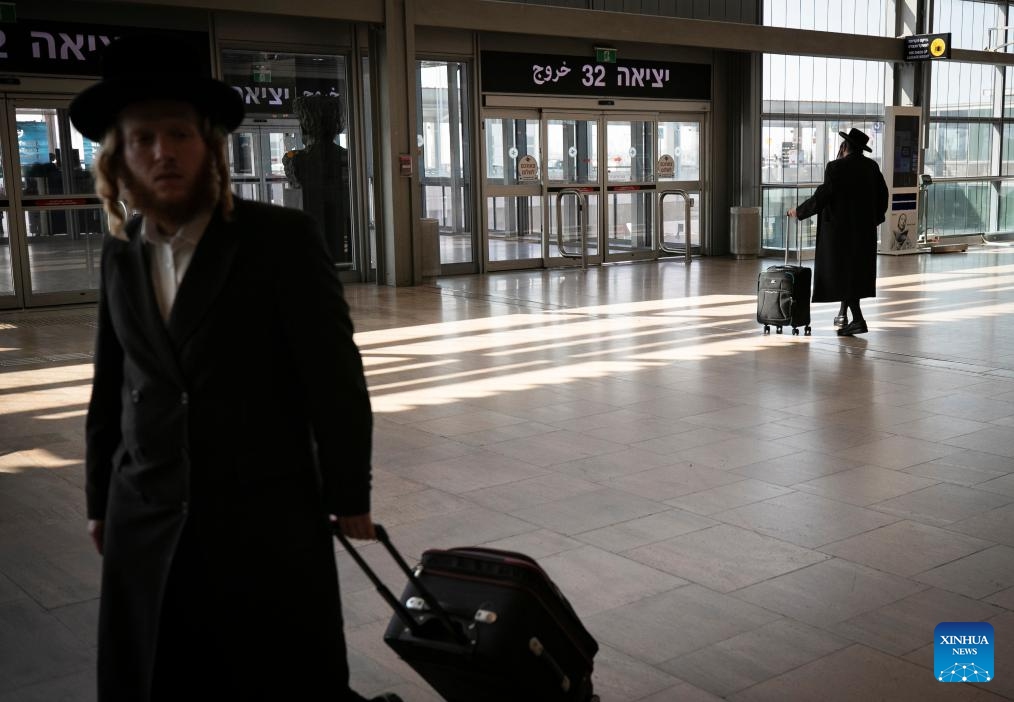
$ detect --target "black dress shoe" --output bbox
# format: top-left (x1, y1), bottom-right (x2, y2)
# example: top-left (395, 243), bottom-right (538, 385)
top-left (370, 696), bottom-right (404, 702)
top-left (833, 314), bottom-right (848, 328)
top-left (836, 319), bottom-right (868, 336)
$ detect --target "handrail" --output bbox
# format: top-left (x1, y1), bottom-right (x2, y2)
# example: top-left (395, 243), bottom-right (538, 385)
top-left (657, 189), bottom-right (694, 264)
top-left (555, 189), bottom-right (588, 269)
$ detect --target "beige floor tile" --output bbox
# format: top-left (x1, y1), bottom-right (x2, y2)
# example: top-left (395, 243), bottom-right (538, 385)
top-left (382, 507), bottom-right (536, 561)
top-left (484, 429), bottom-right (625, 468)
top-left (732, 559), bottom-right (927, 627)
top-left (0, 669), bottom-right (96, 702)
top-left (509, 488), bottom-right (667, 535)
top-left (604, 462), bottom-right (745, 500)
top-left (777, 426), bottom-right (895, 453)
top-left (660, 619), bottom-right (851, 697)
top-left (835, 434), bottom-right (964, 470)
top-left (369, 488), bottom-right (473, 528)
top-left (730, 450), bottom-right (862, 485)
top-left (590, 644), bottom-right (683, 702)
top-left (915, 393), bottom-right (1014, 423)
top-left (985, 586), bottom-right (1014, 610)
top-left (727, 644), bottom-right (1000, 702)
top-left (945, 426), bottom-right (1014, 458)
top-left (0, 600), bottom-right (94, 694)
top-left (632, 426), bottom-right (741, 457)
top-left (665, 479), bottom-right (794, 515)
top-left (871, 484), bottom-right (1014, 527)
top-left (632, 680), bottom-right (726, 702)
top-left (539, 546), bottom-right (687, 616)
top-left (552, 447), bottom-right (679, 481)
top-left (575, 509), bottom-right (717, 552)
top-left (821, 520), bottom-right (994, 577)
top-left (976, 473), bottom-right (1014, 497)
top-left (793, 465), bottom-right (940, 506)
top-left (575, 416), bottom-right (697, 444)
top-left (479, 529), bottom-right (585, 559)
top-left (585, 584), bottom-right (781, 664)
top-left (903, 455), bottom-right (1011, 487)
top-left (683, 404), bottom-right (795, 430)
top-left (891, 414), bottom-right (995, 441)
top-left (714, 491), bottom-right (900, 548)
top-left (676, 436), bottom-right (798, 471)
top-left (461, 473), bottom-right (600, 512)
top-left (408, 408), bottom-right (530, 436)
top-left (915, 545), bottom-right (1014, 599)
top-left (831, 588), bottom-right (1005, 656)
top-left (625, 524), bottom-right (828, 593)
top-left (451, 420), bottom-right (562, 446)
top-left (378, 449), bottom-right (546, 494)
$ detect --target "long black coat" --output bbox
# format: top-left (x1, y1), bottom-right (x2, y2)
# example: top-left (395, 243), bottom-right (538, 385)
top-left (795, 152), bottom-right (889, 302)
top-left (85, 199), bottom-right (372, 701)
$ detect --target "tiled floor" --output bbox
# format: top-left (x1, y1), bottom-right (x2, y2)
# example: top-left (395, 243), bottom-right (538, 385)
top-left (2, 247), bottom-right (1014, 701)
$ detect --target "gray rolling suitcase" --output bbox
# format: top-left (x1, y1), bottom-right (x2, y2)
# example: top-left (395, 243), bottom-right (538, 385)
top-left (757, 215), bottom-right (812, 336)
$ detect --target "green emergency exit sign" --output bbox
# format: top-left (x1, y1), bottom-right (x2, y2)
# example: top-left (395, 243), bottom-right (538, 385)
top-left (0, 3), bottom-right (16, 23)
top-left (595, 47), bottom-right (616, 63)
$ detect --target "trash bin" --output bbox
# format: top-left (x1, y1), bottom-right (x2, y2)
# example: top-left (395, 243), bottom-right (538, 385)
top-left (420, 218), bottom-right (441, 277)
top-left (730, 206), bottom-right (761, 259)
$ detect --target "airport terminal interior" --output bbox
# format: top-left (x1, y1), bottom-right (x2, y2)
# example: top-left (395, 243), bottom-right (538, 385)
top-left (2, 0), bottom-right (1014, 700)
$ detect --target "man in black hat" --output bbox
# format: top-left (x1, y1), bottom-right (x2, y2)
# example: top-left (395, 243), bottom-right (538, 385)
top-left (788, 127), bottom-right (889, 336)
top-left (72, 34), bottom-right (400, 702)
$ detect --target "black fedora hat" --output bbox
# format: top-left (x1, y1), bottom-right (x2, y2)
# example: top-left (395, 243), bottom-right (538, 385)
top-left (69, 34), bottom-right (243, 142)
top-left (838, 127), bottom-right (873, 153)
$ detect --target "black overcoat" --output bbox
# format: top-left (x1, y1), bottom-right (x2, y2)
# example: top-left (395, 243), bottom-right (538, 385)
top-left (85, 198), bottom-right (373, 701)
top-left (795, 152), bottom-right (889, 302)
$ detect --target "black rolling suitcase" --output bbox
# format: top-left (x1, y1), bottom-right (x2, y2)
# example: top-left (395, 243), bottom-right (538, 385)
top-left (335, 524), bottom-right (599, 702)
top-left (757, 215), bottom-right (812, 336)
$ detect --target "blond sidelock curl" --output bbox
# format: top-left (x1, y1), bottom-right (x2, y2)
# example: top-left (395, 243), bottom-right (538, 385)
top-left (92, 119), bottom-right (234, 240)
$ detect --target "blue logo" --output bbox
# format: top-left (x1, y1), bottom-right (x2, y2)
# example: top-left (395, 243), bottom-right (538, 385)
top-left (935, 622), bottom-right (994, 683)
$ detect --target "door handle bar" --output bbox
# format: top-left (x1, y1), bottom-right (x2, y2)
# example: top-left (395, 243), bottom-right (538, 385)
top-left (555, 189), bottom-right (588, 269)
top-left (658, 189), bottom-right (694, 264)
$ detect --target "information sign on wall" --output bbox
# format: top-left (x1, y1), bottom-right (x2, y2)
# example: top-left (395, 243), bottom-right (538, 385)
top-left (904, 33), bottom-right (951, 61)
top-left (481, 51), bottom-right (710, 101)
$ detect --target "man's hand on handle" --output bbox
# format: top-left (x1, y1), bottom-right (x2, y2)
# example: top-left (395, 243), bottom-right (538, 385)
top-left (88, 519), bottom-right (104, 555)
top-left (333, 513), bottom-right (376, 540)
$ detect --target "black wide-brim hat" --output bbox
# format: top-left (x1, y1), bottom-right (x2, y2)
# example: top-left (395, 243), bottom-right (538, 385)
top-left (69, 34), bottom-right (243, 142)
top-left (838, 127), bottom-right (873, 153)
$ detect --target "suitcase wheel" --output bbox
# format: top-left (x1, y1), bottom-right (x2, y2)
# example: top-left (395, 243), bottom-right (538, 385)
top-left (792, 327), bottom-right (799, 336)
top-left (763, 325), bottom-right (770, 334)
top-left (776, 326), bottom-right (783, 334)
top-left (805, 326), bottom-right (812, 336)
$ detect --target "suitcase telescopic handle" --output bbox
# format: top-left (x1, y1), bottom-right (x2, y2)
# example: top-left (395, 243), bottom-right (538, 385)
top-left (333, 523), bottom-right (469, 646)
top-left (785, 214), bottom-right (802, 266)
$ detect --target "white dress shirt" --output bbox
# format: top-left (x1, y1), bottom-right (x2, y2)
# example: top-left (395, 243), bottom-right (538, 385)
top-left (141, 212), bottom-right (213, 323)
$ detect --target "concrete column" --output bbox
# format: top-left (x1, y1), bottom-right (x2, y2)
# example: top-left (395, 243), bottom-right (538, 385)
top-left (377, 0), bottom-right (421, 285)
top-left (894, 0), bottom-right (922, 106)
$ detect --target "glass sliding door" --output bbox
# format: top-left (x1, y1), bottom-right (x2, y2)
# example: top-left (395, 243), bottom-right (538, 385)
top-left (657, 116), bottom-right (704, 255)
top-left (10, 99), bottom-right (106, 305)
top-left (483, 112), bottom-right (542, 268)
top-left (417, 60), bottom-right (473, 270)
top-left (603, 117), bottom-right (656, 262)
top-left (545, 114), bottom-right (599, 264)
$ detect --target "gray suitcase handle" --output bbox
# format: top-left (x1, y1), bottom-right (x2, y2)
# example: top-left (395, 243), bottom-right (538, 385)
top-left (785, 214), bottom-right (803, 266)
top-left (333, 523), bottom-right (469, 646)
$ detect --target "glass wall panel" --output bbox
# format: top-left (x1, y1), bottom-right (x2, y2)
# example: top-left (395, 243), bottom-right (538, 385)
top-left (926, 122), bottom-right (995, 177)
top-left (763, 0), bottom-right (893, 35)
top-left (485, 118), bottom-right (540, 186)
top-left (659, 191), bottom-right (702, 252)
top-left (486, 196), bottom-right (542, 262)
top-left (417, 60), bottom-right (473, 266)
top-left (605, 120), bottom-right (653, 183)
top-left (546, 118), bottom-right (598, 184)
top-left (22, 207), bottom-right (105, 293)
top-left (0, 211), bottom-right (12, 295)
top-left (924, 182), bottom-right (992, 235)
top-left (935, 0), bottom-right (1005, 51)
top-left (930, 62), bottom-right (1001, 119)
top-left (221, 50), bottom-right (356, 265)
top-left (657, 121), bottom-right (700, 181)
top-left (762, 186), bottom-right (817, 249)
